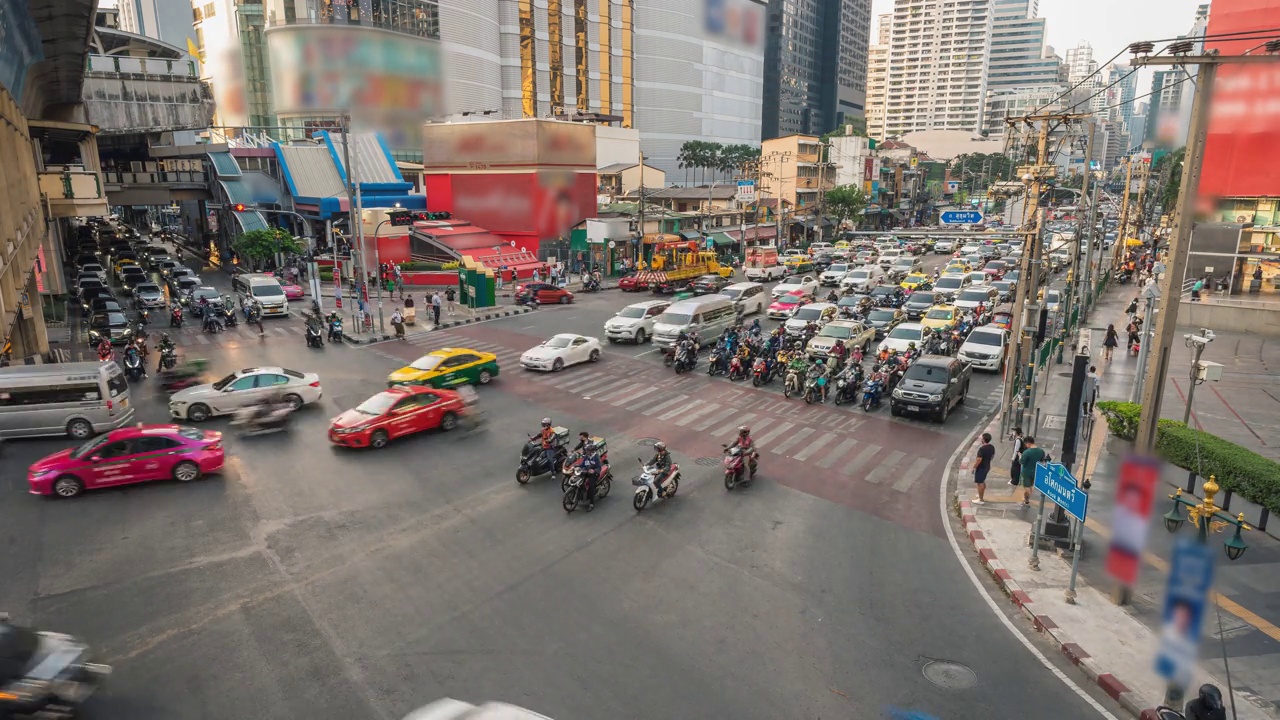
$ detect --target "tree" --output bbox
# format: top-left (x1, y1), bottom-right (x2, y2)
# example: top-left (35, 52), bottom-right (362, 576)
top-left (1152, 147), bottom-right (1185, 211)
top-left (823, 184), bottom-right (867, 227)
top-left (677, 142), bottom-right (696, 186)
top-left (233, 227), bottom-right (304, 269)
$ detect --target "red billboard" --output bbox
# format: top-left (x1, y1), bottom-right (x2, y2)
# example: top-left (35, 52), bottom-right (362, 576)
top-left (427, 171), bottom-right (597, 253)
top-left (1199, 0), bottom-right (1280, 199)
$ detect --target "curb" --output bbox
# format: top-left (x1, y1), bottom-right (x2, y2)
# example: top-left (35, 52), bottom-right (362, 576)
top-left (341, 306), bottom-right (535, 345)
top-left (957, 498), bottom-right (1147, 718)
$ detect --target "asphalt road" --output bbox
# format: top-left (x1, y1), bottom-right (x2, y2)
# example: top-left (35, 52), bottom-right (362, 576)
top-left (0, 249), bottom-right (1114, 720)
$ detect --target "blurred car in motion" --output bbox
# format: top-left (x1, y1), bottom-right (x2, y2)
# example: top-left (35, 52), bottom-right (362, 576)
top-left (329, 386), bottom-right (472, 449)
top-left (27, 424), bottom-right (224, 497)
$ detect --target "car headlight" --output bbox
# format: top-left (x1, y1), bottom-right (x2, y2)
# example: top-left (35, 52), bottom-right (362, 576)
top-left (170, 400), bottom-right (188, 406)
top-left (892, 388), bottom-right (905, 398)
top-left (928, 394), bottom-right (943, 402)
top-left (30, 469), bottom-right (56, 478)
top-left (332, 426), bottom-right (362, 434)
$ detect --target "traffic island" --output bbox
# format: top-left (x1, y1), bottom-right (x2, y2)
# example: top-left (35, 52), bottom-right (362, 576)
top-left (340, 305), bottom-right (535, 345)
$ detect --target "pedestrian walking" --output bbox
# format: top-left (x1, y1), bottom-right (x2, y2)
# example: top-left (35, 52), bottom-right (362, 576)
top-left (972, 432), bottom-right (995, 504)
top-left (431, 291), bottom-right (442, 325)
top-left (532, 268), bottom-right (541, 284)
top-left (1103, 323), bottom-right (1119, 361)
top-left (1017, 437), bottom-right (1048, 507)
top-left (497, 265), bottom-right (507, 290)
top-left (1084, 365), bottom-right (1100, 414)
top-left (445, 287), bottom-right (456, 315)
top-left (1125, 296), bottom-right (1138, 321)
top-left (391, 307), bottom-right (405, 339)
top-left (1008, 427), bottom-right (1025, 489)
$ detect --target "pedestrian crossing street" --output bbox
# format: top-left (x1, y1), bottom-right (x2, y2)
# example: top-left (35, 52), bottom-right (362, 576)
top-left (368, 330), bottom-right (1010, 497)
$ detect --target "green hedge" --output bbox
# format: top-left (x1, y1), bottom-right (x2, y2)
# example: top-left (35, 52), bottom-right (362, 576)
top-left (1097, 400), bottom-right (1280, 513)
top-left (398, 261), bottom-right (460, 271)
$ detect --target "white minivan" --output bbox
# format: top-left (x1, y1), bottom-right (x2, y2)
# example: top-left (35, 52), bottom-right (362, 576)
top-left (233, 273), bottom-right (289, 317)
top-left (720, 281), bottom-right (767, 316)
top-left (652, 295), bottom-right (738, 348)
top-left (603, 299), bottom-right (669, 344)
top-left (877, 248), bottom-right (903, 269)
top-left (0, 361), bottom-right (134, 440)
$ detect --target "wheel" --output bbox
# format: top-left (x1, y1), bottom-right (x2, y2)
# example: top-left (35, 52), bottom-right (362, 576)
top-left (187, 403), bottom-right (210, 422)
top-left (958, 390), bottom-right (967, 406)
top-left (561, 474), bottom-right (572, 493)
top-left (516, 467), bottom-right (531, 484)
top-left (371, 430), bottom-right (389, 448)
top-left (597, 475), bottom-right (612, 499)
top-left (589, 349), bottom-right (600, 363)
top-left (53, 475), bottom-right (84, 498)
top-left (752, 375), bottom-right (761, 387)
top-left (562, 487), bottom-right (580, 513)
top-left (804, 389), bottom-right (814, 405)
top-left (552, 358), bottom-right (565, 372)
top-left (440, 412), bottom-right (458, 431)
top-left (724, 472), bottom-right (736, 490)
top-left (784, 384), bottom-right (793, 399)
top-left (559, 296), bottom-right (570, 304)
top-left (890, 405), bottom-right (900, 417)
top-left (668, 477), bottom-right (679, 496)
top-left (938, 401), bottom-right (950, 424)
top-left (66, 418), bottom-right (94, 439)
top-left (633, 489), bottom-right (649, 511)
top-left (172, 460), bottom-right (201, 483)
top-left (478, 369), bottom-right (493, 384)
top-left (635, 329), bottom-right (647, 344)
top-left (834, 392), bottom-right (844, 406)
top-left (284, 393), bottom-right (304, 410)
top-left (608, 337), bottom-right (617, 344)
top-left (862, 397), bottom-right (872, 411)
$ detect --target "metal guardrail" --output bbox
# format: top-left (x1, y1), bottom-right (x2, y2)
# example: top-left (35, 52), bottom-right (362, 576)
top-left (103, 171), bottom-right (208, 185)
top-left (37, 170), bottom-right (103, 200)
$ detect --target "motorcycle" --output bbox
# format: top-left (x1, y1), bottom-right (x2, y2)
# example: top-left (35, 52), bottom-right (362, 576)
top-left (157, 358), bottom-right (207, 394)
top-left (327, 317), bottom-right (344, 343)
top-left (220, 304), bottom-right (239, 328)
top-left (782, 365), bottom-right (804, 398)
top-left (727, 354), bottom-right (748, 381)
top-left (562, 464), bottom-right (612, 513)
top-left (230, 402), bottom-right (294, 436)
top-left (516, 430), bottom-right (569, 484)
top-left (560, 440), bottom-right (609, 492)
top-left (673, 343), bottom-right (697, 374)
top-left (305, 323), bottom-right (324, 348)
top-left (751, 357), bottom-right (773, 387)
top-left (706, 347), bottom-right (727, 377)
top-left (158, 345), bottom-right (178, 371)
top-left (832, 365), bottom-right (864, 406)
top-left (201, 312), bottom-right (222, 334)
top-left (582, 276), bottom-right (602, 292)
top-left (169, 305), bottom-right (183, 328)
top-left (803, 372), bottom-right (828, 405)
top-left (861, 376), bottom-right (886, 411)
top-left (632, 460), bottom-right (680, 511)
top-left (123, 350), bottom-right (145, 382)
top-left (96, 344), bottom-right (115, 363)
top-left (722, 444), bottom-right (758, 490)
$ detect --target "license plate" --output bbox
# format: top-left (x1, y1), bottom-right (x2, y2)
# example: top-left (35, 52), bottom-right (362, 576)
top-left (120, 398), bottom-right (128, 407)
top-left (907, 405), bottom-right (919, 412)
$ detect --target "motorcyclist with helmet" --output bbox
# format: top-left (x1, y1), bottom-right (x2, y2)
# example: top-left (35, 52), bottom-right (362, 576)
top-left (579, 441), bottom-right (603, 511)
top-left (728, 426), bottom-right (759, 473)
top-left (1185, 684), bottom-right (1226, 720)
top-left (156, 332), bottom-right (176, 372)
top-left (537, 417), bottom-right (559, 470)
top-left (805, 356), bottom-right (829, 402)
top-left (829, 339), bottom-right (847, 370)
top-left (96, 337), bottom-right (113, 362)
top-left (646, 441), bottom-right (674, 498)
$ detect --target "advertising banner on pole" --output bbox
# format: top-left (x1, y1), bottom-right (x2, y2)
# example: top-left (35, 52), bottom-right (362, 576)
top-left (1105, 456), bottom-right (1161, 586)
top-left (1155, 538), bottom-right (1215, 684)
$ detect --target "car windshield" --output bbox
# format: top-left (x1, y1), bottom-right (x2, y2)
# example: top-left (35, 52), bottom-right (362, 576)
top-left (71, 434), bottom-right (113, 459)
top-left (993, 281), bottom-right (1011, 291)
top-left (355, 392), bottom-right (399, 416)
top-left (967, 330), bottom-right (1004, 346)
top-left (793, 307), bottom-right (824, 321)
top-left (544, 336), bottom-right (573, 348)
top-left (904, 363), bottom-right (949, 382)
top-left (410, 355), bottom-right (444, 371)
top-left (867, 310), bottom-right (896, 322)
top-left (211, 372), bottom-right (240, 390)
top-left (828, 264), bottom-right (848, 273)
top-left (888, 326), bottom-right (922, 340)
top-left (894, 259), bottom-right (915, 267)
top-left (987, 261), bottom-right (1005, 270)
top-left (935, 278), bottom-right (963, 290)
top-left (958, 290), bottom-right (990, 302)
top-left (783, 276), bottom-right (805, 284)
top-left (909, 293), bottom-right (936, 306)
top-left (616, 306), bottom-right (647, 319)
top-left (193, 289), bottom-right (219, 300)
top-left (137, 283), bottom-right (160, 294)
top-left (925, 308), bottom-right (953, 320)
top-left (94, 312), bottom-right (128, 327)
top-left (819, 324), bottom-right (851, 338)
top-left (253, 285), bottom-right (285, 297)
top-left (658, 312), bottom-right (692, 325)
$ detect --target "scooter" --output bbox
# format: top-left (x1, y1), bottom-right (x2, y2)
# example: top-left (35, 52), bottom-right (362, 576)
top-left (327, 317), bottom-right (344, 343)
top-left (722, 444), bottom-right (758, 490)
top-left (230, 402), bottom-right (294, 436)
top-left (803, 372), bottom-right (828, 405)
top-left (123, 351), bottom-right (145, 382)
top-left (862, 375), bottom-right (886, 411)
top-left (169, 306), bottom-right (183, 328)
top-left (632, 460), bottom-right (680, 511)
top-left (516, 431), bottom-right (569, 484)
top-left (305, 324), bottom-right (324, 348)
top-left (673, 344), bottom-right (697, 374)
top-left (562, 464), bottom-right (612, 513)
top-left (727, 354), bottom-right (747, 381)
top-left (782, 365), bottom-right (804, 398)
top-left (706, 347), bottom-right (727, 377)
top-left (832, 365), bottom-right (864, 406)
top-left (751, 356), bottom-right (773, 386)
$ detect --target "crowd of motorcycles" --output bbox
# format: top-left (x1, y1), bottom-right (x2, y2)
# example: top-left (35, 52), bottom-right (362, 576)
top-left (658, 294), bottom-right (995, 413)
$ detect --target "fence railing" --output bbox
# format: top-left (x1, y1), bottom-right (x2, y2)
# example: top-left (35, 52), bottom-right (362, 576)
top-left (38, 170), bottom-right (103, 200)
top-left (103, 171), bottom-right (208, 185)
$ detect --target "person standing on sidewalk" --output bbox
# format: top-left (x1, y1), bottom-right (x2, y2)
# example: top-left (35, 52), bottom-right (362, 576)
top-left (445, 287), bottom-right (456, 315)
top-left (431, 291), bottom-right (442, 325)
top-left (1084, 366), bottom-right (1100, 414)
top-left (972, 432), bottom-right (994, 504)
top-left (1009, 427), bottom-right (1025, 489)
top-left (1103, 324), bottom-right (1119, 361)
top-left (1018, 437), bottom-right (1047, 507)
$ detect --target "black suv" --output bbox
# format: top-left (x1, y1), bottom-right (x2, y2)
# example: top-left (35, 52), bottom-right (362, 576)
top-left (889, 355), bottom-right (971, 423)
top-left (690, 274), bottom-right (729, 295)
top-left (903, 291), bottom-right (938, 321)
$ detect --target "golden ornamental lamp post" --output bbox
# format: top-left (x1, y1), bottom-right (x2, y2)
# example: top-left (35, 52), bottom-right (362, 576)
top-left (1161, 475), bottom-right (1250, 560)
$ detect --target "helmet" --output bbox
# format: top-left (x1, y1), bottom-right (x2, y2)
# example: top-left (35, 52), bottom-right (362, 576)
top-left (908, 342), bottom-right (917, 350)
top-left (161, 332), bottom-right (171, 342)
top-left (541, 417), bottom-right (552, 427)
top-left (889, 349), bottom-right (898, 356)
top-left (738, 426), bottom-right (750, 437)
top-left (654, 441), bottom-right (667, 452)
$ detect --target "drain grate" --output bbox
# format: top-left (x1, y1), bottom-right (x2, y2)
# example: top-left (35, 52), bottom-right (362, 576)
top-left (695, 457), bottom-right (719, 467)
top-left (635, 438), bottom-right (658, 447)
top-left (922, 660), bottom-right (977, 690)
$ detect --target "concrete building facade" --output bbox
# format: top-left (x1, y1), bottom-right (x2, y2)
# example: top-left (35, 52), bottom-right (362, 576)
top-left (117, 0), bottom-right (200, 57)
top-left (865, 13), bottom-right (891, 141)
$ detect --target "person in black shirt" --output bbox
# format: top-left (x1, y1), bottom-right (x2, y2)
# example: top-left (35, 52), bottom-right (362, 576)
top-left (973, 432), bottom-right (995, 503)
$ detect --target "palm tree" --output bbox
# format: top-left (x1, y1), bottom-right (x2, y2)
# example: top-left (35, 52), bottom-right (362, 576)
top-left (677, 142), bottom-right (697, 187)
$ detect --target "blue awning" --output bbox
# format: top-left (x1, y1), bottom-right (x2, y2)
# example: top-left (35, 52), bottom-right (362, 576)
top-left (233, 210), bottom-right (269, 233)
top-left (208, 152), bottom-right (242, 177)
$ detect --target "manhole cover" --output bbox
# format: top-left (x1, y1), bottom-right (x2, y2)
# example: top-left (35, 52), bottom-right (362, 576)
top-left (1057, 372), bottom-right (1073, 378)
top-left (635, 438), bottom-right (658, 447)
top-left (922, 660), bottom-right (977, 690)
top-left (695, 457), bottom-right (719, 466)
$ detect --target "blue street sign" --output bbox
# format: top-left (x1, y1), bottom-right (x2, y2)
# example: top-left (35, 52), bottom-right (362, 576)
top-left (1033, 462), bottom-right (1088, 522)
top-left (1155, 539), bottom-right (1215, 684)
top-left (940, 210), bottom-right (984, 224)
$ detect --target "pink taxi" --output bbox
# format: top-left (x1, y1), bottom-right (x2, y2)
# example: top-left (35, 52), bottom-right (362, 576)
top-left (281, 283), bottom-right (306, 300)
top-left (27, 424), bottom-right (224, 498)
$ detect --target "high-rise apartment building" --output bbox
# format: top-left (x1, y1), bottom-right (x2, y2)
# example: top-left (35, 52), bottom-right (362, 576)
top-left (118, 0), bottom-right (201, 53)
top-left (865, 13), bottom-right (891, 141)
top-left (986, 0), bottom-right (1059, 90)
top-left (762, 0), bottom-right (871, 140)
top-left (882, 0), bottom-right (994, 137)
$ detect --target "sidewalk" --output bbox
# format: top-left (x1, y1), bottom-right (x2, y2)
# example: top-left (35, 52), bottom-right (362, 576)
top-left (337, 305), bottom-right (536, 344)
top-left (951, 285), bottom-right (1280, 719)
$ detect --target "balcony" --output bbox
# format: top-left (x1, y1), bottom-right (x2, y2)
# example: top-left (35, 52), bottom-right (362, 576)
top-left (102, 167), bottom-right (213, 205)
top-left (38, 169), bottom-right (110, 218)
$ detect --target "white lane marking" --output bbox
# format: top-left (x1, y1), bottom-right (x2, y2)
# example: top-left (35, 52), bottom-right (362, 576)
top-left (641, 395), bottom-right (690, 416)
top-left (543, 371), bottom-right (606, 389)
top-left (937, 415), bottom-right (1121, 720)
top-left (844, 444), bottom-right (881, 475)
top-left (892, 457), bottom-right (934, 493)
top-left (816, 437), bottom-right (860, 468)
top-left (657, 399), bottom-right (703, 422)
top-left (673, 403), bottom-right (723, 427)
top-left (752, 421), bottom-right (796, 447)
top-left (792, 432), bottom-right (837, 462)
top-left (592, 382), bottom-right (647, 403)
top-left (699, 408), bottom-right (748, 434)
top-left (574, 376), bottom-right (624, 395)
top-left (625, 393), bottom-right (678, 412)
top-left (866, 450), bottom-right (906, 484)
top-left (608, 385), bottom-right (657, 407)
top-left (769, 426), bottom-right (814, 455)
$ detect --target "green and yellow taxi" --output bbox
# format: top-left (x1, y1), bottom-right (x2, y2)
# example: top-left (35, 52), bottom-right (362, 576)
top-left (900, 273), bottom-right (931, 291)
top-left (921, 304), bottom-right (959, 332)
top-left (943, 261), bottom-right (970, 275)
top-left (387, 347), bottom-right (500, 389)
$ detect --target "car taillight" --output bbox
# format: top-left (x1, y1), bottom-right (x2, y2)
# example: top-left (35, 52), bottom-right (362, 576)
top-left (206, 442), bottom-right (222, 452)
top-left (309, 381), bottom-right (321, 388)
top-left (107, 399), bottom-right (114, 411)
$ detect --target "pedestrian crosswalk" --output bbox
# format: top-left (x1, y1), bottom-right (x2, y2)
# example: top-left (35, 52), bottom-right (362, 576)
top-left (149, 322), bottom-right (306, 347)
top-left (364, 329), bottom-right (959, 495)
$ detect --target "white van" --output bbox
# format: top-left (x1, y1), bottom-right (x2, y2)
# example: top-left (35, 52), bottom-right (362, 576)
top-left (840, 266), bottom-right (885, 292)
top-left (877, 248), bottom-right (903, 269)
top-left (652, 295), bottom-right (738, 348)
top-left (603, 299), bottom-right (670, 344)
top-left (233, 273), bottom-right (289, 317)
top-left (720, 281), bottom-right (767, 316)
top-left (0, 361), bottom-right (134, 440)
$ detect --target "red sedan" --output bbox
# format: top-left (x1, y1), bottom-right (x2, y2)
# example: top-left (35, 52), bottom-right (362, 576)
top-left (329, 386), bottom-right (470, 449)
top-left (618, 273), bottom-right (650, 292)
top-left (515, 282), bottom-right (574, 304)
top-left (28, 424), bottom-right (224, 498)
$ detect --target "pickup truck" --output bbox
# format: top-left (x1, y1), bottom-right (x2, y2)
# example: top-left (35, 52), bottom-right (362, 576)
top-left (889, 354), bottom-right (971, 423)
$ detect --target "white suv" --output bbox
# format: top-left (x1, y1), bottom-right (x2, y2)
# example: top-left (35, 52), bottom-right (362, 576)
top-left (604, 300), bottom-right (669, 344)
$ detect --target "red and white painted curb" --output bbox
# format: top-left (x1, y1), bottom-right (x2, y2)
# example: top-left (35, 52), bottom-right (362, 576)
top-left (958, 499), bottom-right (1147, 718)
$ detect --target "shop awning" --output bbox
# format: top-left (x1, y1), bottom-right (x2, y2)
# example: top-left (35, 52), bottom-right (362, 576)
top-left (708, 232), bottom-right (736, 247)
top-left (679, 230), bottom-right (703, 241)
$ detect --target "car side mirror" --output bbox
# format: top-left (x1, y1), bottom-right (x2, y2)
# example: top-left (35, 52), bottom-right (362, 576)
top-left (89, 456), bottom-right (103, 463)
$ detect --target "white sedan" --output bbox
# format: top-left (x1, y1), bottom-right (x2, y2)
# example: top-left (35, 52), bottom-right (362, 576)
top-left (169, 366), bottom-right (323, 422)
top-left (521, 333), bottom-right (602, 372)
top-left (771, 274), bottom-right (819, 299)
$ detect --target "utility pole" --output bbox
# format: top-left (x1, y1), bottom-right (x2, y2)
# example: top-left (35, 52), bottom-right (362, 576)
top-left (1113, 157), bottom-right (1133, 269)
top-left (1064, 120), bottom-right (1096, 349)
top-left (339, 114), bottom-right (363, 331)
top-left (1081, 172), bottom-right (1102, 323)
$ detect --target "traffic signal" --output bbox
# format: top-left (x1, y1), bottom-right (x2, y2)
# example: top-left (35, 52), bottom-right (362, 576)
top-left (233, 203), bottom-right (246, 212)
top-left (412, 211), bottom-right (452, 221)
top-left (389, 210), bottom-right (413, 227)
